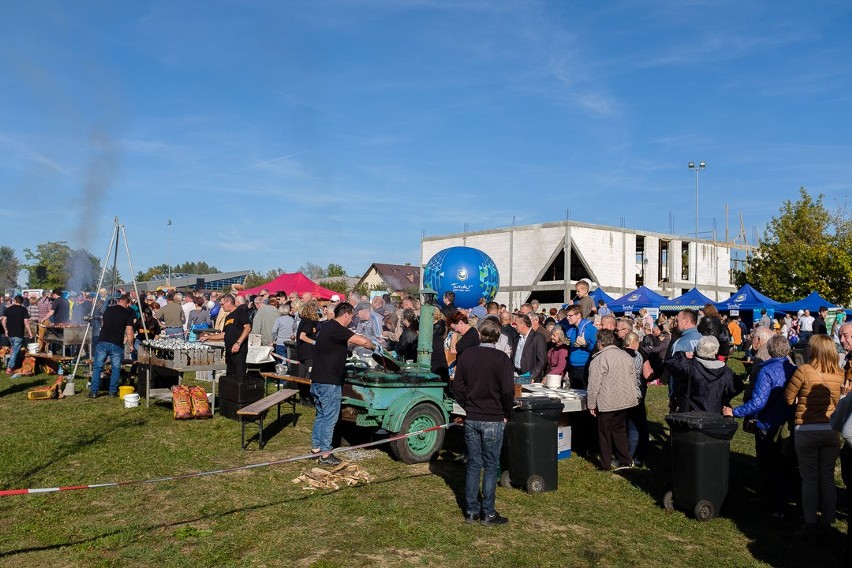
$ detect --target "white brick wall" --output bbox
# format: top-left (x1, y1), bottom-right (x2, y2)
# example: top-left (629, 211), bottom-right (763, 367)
top-left (422, 220), bottom-right (739, 306)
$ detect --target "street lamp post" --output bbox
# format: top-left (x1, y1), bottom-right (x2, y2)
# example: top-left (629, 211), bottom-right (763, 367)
top-left (688, 161), bottom-right (706, 289)
top-left (167, 219), bottom-right (172, 287)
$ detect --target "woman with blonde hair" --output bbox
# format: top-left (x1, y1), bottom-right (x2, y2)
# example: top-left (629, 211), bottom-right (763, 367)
top-left (546, 326), bottom-right (570, 379)
top-left (295, 300), bottom-right (319, 379)
top-left (784, 334), bottom-right (844, 535)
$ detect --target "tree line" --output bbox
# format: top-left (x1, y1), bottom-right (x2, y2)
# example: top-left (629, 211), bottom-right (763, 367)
top-left (740, 186), bottom-right (852, 306)
top-left (0, 245), bottom-right (355, 293)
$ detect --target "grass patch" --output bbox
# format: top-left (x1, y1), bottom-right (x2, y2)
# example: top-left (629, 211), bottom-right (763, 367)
top-left (0, 367), bottom-right (847, 567)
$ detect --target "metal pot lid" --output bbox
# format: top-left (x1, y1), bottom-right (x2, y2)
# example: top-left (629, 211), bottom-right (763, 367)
top-left (372, 351), bottom-right (401, 373)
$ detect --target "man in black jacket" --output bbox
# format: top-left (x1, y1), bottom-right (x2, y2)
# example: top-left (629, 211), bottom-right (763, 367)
top-left (512, 314), bottom-right (547, 383)
top-left (666, 335), bottom-right (739, 413)
top-left (813, 306), bottom-right (829, 336)
top-left (453, 318), bottom-right (514, 526)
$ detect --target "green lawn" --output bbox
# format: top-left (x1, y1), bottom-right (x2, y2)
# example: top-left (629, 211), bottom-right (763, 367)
top-left (0, 363), bottom-right (847, 567)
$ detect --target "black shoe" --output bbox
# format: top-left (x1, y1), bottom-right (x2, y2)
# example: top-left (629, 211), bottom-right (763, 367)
top-left (480, 512), bottom-right (509, 526)
top-left (86, 392), bottom-right (98, 399)
top-left (317, 453), bottom-right (342, 467)
top-left (464, 513), bottom-right (480, 524)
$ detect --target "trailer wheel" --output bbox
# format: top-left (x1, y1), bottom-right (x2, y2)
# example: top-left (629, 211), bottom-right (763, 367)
top-left (694, 500), bottom-right (715, 521)
top-left (389, 403), bottom-right (445, 464)
top-left (525, 474), bottom-right (546, 494)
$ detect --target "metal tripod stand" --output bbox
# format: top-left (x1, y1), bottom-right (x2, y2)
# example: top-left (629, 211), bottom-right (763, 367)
top-left (64, 217), bottom-right (148, 396)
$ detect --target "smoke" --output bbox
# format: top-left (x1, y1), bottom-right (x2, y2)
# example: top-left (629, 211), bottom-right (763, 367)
top-left (66, 127), bottom-right (120, 293)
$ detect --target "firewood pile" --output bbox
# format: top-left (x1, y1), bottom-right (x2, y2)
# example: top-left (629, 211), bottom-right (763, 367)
top-left (291, 462), bottom-right (372, 490)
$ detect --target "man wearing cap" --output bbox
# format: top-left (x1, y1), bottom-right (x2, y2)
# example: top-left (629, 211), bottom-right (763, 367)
top-left (355, 301), bottom-right (385, 353)
top-left (88, 294), bottom-right (135, 398)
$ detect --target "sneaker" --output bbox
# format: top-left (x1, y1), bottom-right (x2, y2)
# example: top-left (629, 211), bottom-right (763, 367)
top-left (317, 453), bottom-right (342, 467)
top-left (480, 512), bottom-right (509, 526)
top-left (86, 392), bottom-right (98, 399)
top-left (108, 392), bottom-right (119, 398)
top-left (4, 368), bottom-right (11, 375)
top-left (464, 512), bottom-right (480, 524)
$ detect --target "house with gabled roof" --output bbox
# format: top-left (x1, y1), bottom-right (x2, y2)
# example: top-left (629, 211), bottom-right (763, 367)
top-left (356, 263), bottom-right (420, 294)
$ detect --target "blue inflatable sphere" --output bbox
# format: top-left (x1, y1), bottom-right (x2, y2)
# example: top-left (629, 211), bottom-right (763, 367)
top-left (424, 247), bottom-right (500, 309)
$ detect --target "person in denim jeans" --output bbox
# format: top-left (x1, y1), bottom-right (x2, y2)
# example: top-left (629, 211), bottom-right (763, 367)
top-left (309, 302), bottom-right (375, 466)
top-left (2, 295), bottom-right (33, 374)
top-left (453, 318), bottom-right (514, 526)
top-left (88, 294), bottom-right (135, 398)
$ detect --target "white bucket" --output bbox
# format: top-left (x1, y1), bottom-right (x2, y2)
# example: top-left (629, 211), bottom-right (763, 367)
top-left (124, 393), bottom-right (140, 408)
top-left (27, 343), bottom-right (39, 354)
top-left (543, 374), bottom-right (563, 388)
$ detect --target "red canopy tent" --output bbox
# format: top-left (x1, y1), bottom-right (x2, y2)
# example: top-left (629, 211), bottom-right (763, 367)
top-left (237, 272), bottom-right (345, 301)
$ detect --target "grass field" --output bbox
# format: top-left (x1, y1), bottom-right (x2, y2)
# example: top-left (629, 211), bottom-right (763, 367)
top-left (0, 359), bottom-right (848, 567)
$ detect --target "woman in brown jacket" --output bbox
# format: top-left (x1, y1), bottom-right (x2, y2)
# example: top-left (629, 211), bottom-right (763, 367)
top-left (784, 334), bottom-right (844, 535)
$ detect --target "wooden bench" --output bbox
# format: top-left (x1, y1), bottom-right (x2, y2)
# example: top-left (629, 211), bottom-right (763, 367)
top-left (236, 388), bottom-right (299, 449)
top-left (260, 372), bottom-right (311, 393)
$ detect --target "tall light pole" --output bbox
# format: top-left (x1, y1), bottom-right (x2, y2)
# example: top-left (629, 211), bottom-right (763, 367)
top-left (688, 161), bottom-right (705, 289)
top-left (167, 219), bottom-right (172, 287)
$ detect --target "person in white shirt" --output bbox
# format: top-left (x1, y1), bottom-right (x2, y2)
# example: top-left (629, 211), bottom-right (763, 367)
top-left (799, 309), bottom-right (815, 344)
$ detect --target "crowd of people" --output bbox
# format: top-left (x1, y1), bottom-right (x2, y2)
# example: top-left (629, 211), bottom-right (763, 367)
top-left (4, 284), bottom-right (852, 547)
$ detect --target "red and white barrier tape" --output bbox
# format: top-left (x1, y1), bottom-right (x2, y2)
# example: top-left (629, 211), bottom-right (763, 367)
top-left (0, 422), bottom-right (458, 497)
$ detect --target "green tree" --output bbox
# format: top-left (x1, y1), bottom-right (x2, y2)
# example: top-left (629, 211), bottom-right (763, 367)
top-left (322, 278), bottom-right (350, 295)
top-left (23, 242), bottom-right (109, 291)
top-left (0, 246), bottom-right (20, 289)
top-left (243, 268), bottom-right (285, 289)
top-left (173, 261), bottom-right (220, 275)
top-left (744, 187), bottom-right (852, 305)
top-left (326, 263), bottom-right (347, 277)
top-left (137, 264), bottom-right (170, 281)
top-left (24, 242), bottom-right (72, 289)
top-left (135, 261), bottom-right (220, 282)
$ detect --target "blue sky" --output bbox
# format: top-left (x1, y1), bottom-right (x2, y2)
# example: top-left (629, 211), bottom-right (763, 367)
top-left (2, 1), bottom-right (851, 282)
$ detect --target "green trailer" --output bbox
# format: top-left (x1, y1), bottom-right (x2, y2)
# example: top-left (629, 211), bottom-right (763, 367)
top-left (340, 362), bottom-right (454, 464)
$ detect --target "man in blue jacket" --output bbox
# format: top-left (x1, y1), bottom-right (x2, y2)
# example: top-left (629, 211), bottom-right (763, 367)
top-left (724, 335), bottom-right (797, 517)
top-left (564, 305), bottom-right (597, 389)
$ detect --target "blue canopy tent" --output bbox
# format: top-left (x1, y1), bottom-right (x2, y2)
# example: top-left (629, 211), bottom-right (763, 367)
top-left (776, 291), bottom-right (838, 313)
top-left (608, 286), bottom-right (669, 313)
top-left (713, 284), bottom-right (784, 322)
top-left (659, 287), bottom-right (713, 312)
top-left (590, 287), bottom-right (617, 306)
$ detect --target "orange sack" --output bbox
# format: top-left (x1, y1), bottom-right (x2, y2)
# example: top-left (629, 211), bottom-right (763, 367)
top-left (189, 386), bottom-right (212, 419)
top-left (172, 385), bottom-right (193, 420)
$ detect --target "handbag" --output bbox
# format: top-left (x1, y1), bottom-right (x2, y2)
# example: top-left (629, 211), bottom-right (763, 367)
top-left (742, 418), bottom-right (757, 434)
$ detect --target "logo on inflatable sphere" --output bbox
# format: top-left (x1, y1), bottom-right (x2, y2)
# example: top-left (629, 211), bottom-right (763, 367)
top-left (424, 246), bottom-right (500, 309)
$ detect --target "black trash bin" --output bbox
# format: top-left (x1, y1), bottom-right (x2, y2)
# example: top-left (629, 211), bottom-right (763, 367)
top-left (500, 396), bottom-right (564, 493)
top-left (664, 411), bottom-right (738, 520)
